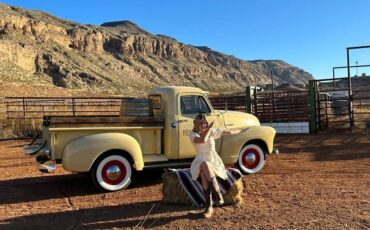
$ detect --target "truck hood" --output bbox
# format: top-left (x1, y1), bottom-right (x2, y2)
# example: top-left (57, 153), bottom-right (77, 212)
top-left (215, 110), bottom-right (260, 129)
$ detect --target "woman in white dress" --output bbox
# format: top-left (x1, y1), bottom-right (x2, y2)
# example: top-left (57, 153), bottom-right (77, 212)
top-left (189, 113), bottom-right (245, 218)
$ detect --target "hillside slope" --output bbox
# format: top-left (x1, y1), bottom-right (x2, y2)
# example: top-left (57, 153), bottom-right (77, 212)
top-left (0, 3), bottom-right (314, 96)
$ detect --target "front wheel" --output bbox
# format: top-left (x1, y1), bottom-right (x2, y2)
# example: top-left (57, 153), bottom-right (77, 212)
top-left (91, 154), bottom-right (132, 192)
top-left (237, 144), bottom-right (265, 174)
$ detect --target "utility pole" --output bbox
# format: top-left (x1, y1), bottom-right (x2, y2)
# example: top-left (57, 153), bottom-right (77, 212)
top-left (271, 69), bottom-right (274, 95)
top-left (270, 69), bottom-right (275, 122)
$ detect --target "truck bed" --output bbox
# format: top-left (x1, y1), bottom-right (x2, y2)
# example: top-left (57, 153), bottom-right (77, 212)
top-left (43, 115), bottom-right (165, 159)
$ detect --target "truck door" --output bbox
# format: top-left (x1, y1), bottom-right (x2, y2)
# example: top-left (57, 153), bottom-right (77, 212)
top-left (177, 94), bottom-right (222, 159)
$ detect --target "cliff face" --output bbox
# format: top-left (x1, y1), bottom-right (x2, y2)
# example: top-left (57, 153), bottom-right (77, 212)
top-left (0, 3), bottom-right (314, 96)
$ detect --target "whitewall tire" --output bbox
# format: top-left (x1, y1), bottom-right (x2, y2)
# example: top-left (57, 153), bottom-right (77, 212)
top-left (238, 144), bottom-right (265, 174)
top-left (91, 154), bottom-right (132, 192)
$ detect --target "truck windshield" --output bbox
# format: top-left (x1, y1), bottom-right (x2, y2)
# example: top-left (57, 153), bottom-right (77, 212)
top-left (180, 95), bottom-right (211, 114)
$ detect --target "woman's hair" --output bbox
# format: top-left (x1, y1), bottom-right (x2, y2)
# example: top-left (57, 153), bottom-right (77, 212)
top-left (192, 113), bottom-right (207, 133)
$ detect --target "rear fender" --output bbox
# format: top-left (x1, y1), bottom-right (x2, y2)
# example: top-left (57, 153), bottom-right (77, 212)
top-left (62, 133), bottom-right (143, 172)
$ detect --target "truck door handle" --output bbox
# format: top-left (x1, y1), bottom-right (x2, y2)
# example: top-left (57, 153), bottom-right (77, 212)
top-left (171, 119), bottom-right (188, 128)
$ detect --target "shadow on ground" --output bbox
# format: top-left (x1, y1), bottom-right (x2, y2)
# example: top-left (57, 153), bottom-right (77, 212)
top-left (0, 168), bottom-right (165, 205)
top-left (1, 200), bottom-right (200, 229)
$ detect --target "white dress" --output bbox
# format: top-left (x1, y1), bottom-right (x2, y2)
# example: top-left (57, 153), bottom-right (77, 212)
top-left (189, 128), bottom-right (227, 181)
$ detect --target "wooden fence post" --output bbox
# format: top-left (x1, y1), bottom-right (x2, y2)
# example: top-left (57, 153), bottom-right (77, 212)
top-left (245, 86), bottom-right (252, 113)
top-left (253, 87), bottom-right (258, 115)
top-left (0, 97), bottom-right (6, 132)
top-left (72, 98), bottom-right (76, 116)
top-left (308, 80), bottom-right (317, 133)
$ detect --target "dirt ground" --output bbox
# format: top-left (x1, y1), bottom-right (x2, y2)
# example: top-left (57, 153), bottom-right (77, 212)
top-left (0, 134), bottom-right (369, 229)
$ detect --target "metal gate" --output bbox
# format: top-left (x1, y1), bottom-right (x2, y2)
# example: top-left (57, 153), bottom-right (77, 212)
top-left (309, 78), bottom-right (370, 133)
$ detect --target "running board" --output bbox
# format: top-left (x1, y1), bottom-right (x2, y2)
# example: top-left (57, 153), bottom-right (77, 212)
top-left (143, 161), bottom-right (192, 169)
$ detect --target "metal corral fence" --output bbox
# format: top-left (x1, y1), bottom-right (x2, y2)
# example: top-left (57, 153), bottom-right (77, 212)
top-left (309, 78), bottom-right (370, 132)
top-left (251, 90), bottom-right (309, 123)
top-left (4, 97), bottom-right (126, 116)
top-left (209, 88), bottom-right (310, 123)
top-left (208, 96), bottom-right (247, 112)
top-left (2, 97), bottom-right (129, 136)
top-left (1, 84), bottom-right (369, 136)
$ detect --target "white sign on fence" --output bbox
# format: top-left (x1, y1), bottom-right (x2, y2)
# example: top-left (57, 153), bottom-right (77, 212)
top-left (261, 122), bottom-right (309, 134)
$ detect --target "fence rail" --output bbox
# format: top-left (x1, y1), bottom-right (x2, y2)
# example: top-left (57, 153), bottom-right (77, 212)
top-left (251, 90), bottom-right (310, 123)
top-left (1, 97), bottom-right (128, 136)
top-left (208, 96), bottom-right (247, 112)
top-left (209, 90), bottom-right (310, 123)
top-left (4, 97), bottom-right (126, 120)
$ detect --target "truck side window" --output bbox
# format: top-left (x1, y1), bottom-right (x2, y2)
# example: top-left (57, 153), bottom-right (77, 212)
top-left (180, 96), bottom-right (211, 114)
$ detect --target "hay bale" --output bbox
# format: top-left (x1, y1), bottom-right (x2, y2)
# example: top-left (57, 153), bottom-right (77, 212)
top-left (223, 177), bottom-right (244, 205)
top-left (162, 170), bottom-right (192, 205)
top-left (162, 170), bottom-right (243, 206)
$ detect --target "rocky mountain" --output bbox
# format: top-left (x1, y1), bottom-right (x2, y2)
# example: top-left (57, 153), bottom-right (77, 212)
top-left (0, 3), bottom-right (314, 97)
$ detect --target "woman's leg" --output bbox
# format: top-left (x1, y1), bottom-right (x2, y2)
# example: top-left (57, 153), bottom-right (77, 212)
top-left (200, 161), bottom-right (215, 182)
top-left (199, 161), bottom-right (213, 218)
top-left (210, 177), bottom-right (224, 206)
top-left (200, 162), bottom-right (224, 206)
top-left (200, 170), bottom-right (209, 190)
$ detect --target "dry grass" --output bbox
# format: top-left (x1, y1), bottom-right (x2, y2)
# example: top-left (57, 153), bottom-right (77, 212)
top-left (1, 118), bottom-right (42, 138)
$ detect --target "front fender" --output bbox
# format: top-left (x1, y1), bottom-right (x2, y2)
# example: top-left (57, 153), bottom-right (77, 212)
top-left (62, 133), bottom-right (144, 172)
top-left (220, 126), bottom-right (276, 164)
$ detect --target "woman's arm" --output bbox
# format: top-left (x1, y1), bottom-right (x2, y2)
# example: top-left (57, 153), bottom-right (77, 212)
top-left (222, 128), bottom-right (249, 135)
top-left (193, 122), bottom-right (214, 143)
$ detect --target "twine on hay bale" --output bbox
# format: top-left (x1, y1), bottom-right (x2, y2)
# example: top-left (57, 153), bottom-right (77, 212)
top-left (161, 169), bottom-right (243, 206)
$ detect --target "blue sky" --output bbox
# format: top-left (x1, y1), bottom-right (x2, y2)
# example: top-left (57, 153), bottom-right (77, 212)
top-left (2, 0), bottom-right (370, 79)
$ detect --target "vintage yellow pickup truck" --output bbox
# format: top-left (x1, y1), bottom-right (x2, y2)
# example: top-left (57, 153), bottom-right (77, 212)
top-left (24, 86), bottom-right (276, 191)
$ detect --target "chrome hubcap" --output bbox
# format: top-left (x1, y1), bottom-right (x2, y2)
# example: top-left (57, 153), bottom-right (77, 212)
top-left (244, 153), bottom-right (256, 165)
top-left (106, 165), bottom-right (121, 180)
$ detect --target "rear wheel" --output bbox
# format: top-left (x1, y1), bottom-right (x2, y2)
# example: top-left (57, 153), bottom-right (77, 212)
top-left (91, 154), bottom-right (132, 192)
top-left (237, 144), bottom-right (265, 174)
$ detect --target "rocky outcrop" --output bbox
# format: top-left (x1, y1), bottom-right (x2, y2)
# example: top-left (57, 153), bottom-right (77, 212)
top-left (0, 3), bottom-right (314, 96)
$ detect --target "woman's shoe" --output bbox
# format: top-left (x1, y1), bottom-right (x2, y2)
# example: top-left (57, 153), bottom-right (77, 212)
top-left (204, 205), bottom-right (213, 218)
top-left (203, 187), bottom-right (213, 218)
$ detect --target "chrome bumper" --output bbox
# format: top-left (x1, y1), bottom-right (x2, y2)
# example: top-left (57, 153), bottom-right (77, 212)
top-left (24, 143), bottom-right (56, 173)
top-left (36, 155), bottom-right (56, 173)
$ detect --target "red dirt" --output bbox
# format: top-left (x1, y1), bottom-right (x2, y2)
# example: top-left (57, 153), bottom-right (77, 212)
top-left (0, 134), bottom-right (369, 229)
